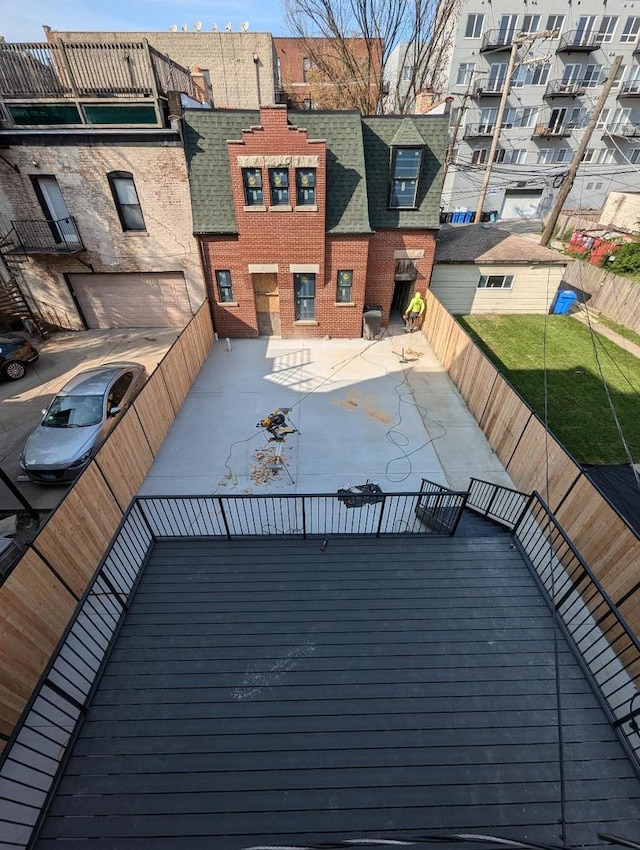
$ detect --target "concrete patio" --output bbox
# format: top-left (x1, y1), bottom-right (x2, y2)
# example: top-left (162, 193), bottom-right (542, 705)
top-left (140, 324), bottom-right (513, 498)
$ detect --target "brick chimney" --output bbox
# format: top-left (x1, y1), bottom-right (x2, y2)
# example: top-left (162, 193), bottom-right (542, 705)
top-left (259, 105), bottom-right (289, 129)
top-left (190, 66), bottom-right (211, 104)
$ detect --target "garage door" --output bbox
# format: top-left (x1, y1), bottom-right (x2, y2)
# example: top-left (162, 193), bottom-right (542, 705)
top-left (69, 272), bottom-right (192, 329)
top-left (500, 190), bottom-right (543, 220)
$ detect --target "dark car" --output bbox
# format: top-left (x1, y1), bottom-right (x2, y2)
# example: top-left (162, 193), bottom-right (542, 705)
top-left (0, 335), bottom-right (39, 380)
top-left (20, 362), bottom-right (148, 484)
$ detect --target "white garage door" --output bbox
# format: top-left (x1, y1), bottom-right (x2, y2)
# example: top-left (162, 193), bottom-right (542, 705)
top-left (500, 190), bottom-right (543, 220)
top-left (69, 272), bottom-right (192, 329)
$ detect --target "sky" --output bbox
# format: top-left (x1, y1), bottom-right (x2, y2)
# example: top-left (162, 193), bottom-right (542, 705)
top-left (1, 0), bottom-right (287, 42)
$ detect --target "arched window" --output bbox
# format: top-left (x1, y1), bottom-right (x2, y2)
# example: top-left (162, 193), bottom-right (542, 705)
top-left (107, 171), bottom-right (146, 232)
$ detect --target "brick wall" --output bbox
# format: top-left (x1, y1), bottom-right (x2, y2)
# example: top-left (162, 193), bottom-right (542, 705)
top-left (0, 141), bottom-right (205, 328)
top-left (47, 30), bottom-right (277, 109)
top-left (366, 230), bottom-right (437, 321)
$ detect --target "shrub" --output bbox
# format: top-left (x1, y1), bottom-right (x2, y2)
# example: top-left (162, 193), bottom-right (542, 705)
top-left (606, 242), bottom-right (640, 277)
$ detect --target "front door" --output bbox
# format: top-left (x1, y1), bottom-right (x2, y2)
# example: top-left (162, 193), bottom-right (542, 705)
top-left (34, 176), bottom-right (81, 247)
top-left (252, 272), bottom-right (281, 336)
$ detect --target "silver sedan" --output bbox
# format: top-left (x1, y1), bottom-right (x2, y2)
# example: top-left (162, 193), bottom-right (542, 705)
top-left (20, 362), bottom-right (148, 484)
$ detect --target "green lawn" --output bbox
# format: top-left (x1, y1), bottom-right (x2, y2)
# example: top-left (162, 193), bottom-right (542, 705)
top-left (594, 315), bottom-right (640, 349)
top-left (456, 315), bottom-right (640, 465)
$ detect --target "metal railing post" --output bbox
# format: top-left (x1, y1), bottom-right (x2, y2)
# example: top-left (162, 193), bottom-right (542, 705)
top-left (218, 498), bottom-right (231, 540)
top-left (376, 496), bottom-right (386, 538)
top-left (301, 496), bottom-right (307, 540)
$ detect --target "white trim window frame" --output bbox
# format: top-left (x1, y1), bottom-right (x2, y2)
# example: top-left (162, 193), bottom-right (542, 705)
top-left (477, 274), bottom-right (515, 289)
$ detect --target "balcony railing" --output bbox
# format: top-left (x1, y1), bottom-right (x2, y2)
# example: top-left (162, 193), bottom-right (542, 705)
top-left (480, 29), bottom-right (515, 52)
top-left (10, 218), bottom-right (84, 254)
top-left (603, 122), bottom-right (640, 137)
top-left (532, 122), bottom-right (575, 138)
top-left (557, 30), bottom-right (604, 52)
top-left (545, 79), bottom-right (587, 98)
top-left (0, 41), bottom-right (194, 100)
top-left (463, 123), bottom-right (496, 138)
top-left (474, 80), bottom-right (505, 97)
top-left (619, 81), bottom-right (640, 97)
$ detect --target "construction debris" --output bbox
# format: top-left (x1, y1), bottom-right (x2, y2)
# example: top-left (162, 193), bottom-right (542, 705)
top-left (250, 443), bottom-right (291, 486)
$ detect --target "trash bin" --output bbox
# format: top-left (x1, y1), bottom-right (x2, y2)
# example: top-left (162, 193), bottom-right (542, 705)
top-left (362, 306), bottom-right (383, 340)
top-left (552, 290), bottom-right (578, 315)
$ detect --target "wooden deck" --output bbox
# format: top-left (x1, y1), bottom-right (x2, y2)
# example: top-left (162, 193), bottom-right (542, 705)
top-left (35, 533), bottom-right (640, 849)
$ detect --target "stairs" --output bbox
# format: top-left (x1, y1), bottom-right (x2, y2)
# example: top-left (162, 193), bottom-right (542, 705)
top-left (0, 229), bottom-right (48, 337)
top-left (455, 506), bottom-right (514, 538)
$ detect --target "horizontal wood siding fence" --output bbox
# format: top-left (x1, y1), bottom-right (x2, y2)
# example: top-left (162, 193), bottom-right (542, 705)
top-left (562, 260), bottom-right (640, 335)
top-left (0, 302), bottom-right (213, 743)
top-left (423, 290), bottom-right (640, 632)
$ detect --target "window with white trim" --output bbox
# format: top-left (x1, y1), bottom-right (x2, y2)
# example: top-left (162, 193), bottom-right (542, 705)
top-left (215, 270), bottom-right (234, 302)
top-left (537, 149), bottom-right (554, 165)
top-left (582, 148), bottom-right (596, 162)
top-left (598, 16), bottom-right (618, 42)
top-left (612, 65), bottom-right (626, 89)
top-left (471, 148), bottom-right (488, 165)
top-left (465, 14), bottom-right (484, 38)
top-left (546, 15), bottom-right (564, 36)
top-left (555, 148), bottom-right (571, 163)
top-left (596, 109), bottom-right (610, 130)
top-left (504, 149), bottom-right (527, 164)
top-left (596, 149), bottom-right (615, 164)
top-left (630, 149), bottom-right (640, 163)
top-left (477, 274), bottom-right (515, 289)
top-left (520, 15), bottom-right (540, 34)
top-left (582, 65), bottom-right (602, 87)
top-left (456, 62), bottom-right (475, 86)
top-left (621, 17), bottom-right (640, 43)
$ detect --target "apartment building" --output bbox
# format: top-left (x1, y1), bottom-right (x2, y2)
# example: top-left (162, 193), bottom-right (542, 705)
top-left (436, 2), bottom-right (640, 218)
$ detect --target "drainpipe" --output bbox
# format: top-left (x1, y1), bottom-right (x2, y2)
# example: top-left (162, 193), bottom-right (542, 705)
top-left (253, 53), bottom-right (262, 107)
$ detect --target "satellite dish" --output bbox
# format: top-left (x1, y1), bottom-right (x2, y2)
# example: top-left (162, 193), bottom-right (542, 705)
top-left (193, 22), bottom-right (202, 31)
top-left (169, 24), bottom-right (178, 31)
top-left (181, 23), bottom-right (188, 31)
top-left (211, 22), bottom-right (218, 31)
top-left (224, 22), bottom-right (232, 31)
top-left (240, 21), bottom-right (249, 31)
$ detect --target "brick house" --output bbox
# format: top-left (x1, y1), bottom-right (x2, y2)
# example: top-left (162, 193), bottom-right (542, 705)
top-left (184, 105), bottom-right (447, 338)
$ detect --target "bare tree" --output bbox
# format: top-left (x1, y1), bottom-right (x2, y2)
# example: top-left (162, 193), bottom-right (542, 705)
top-left (283, 0), bottom-right (460, 114)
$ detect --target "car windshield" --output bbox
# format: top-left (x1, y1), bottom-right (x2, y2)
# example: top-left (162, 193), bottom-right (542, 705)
top-left (42, 394), bottom-right (104, 428)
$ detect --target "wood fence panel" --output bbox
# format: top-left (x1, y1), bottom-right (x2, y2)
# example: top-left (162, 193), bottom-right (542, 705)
top-left (185, 302), bottom-right (215, 369)
top-left (506, 415), bottom-right (582, 509)
top-left (159, 345), bottom-right (192, 414)
top-left (480, 375), bottom-right (532, 468)
top-left (562, 261), bottom-right (640, 334)
top-left (132, 370), bottom-right (175, 456)
top-left (0, 549), bottom-right (76, 737)
top-left (457, 345), bottom-right (499, 423)
top-left (94, 413), bottom-right (155, 512)
top-left (32, 465), bottom-right (123, 597)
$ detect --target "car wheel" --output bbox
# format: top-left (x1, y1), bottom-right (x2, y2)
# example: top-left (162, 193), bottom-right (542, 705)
top-left (3, 360), bottom-right (26, 381)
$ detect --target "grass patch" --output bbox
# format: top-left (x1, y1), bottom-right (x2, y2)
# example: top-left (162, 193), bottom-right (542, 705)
top-left (456, 315), bottom-right (640, 465)
top-left (592, 314), bottom-right (640, 349)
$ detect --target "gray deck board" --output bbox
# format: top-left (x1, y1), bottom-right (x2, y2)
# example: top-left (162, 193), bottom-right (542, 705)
top-left (35, 536), bottom-right (640, 849)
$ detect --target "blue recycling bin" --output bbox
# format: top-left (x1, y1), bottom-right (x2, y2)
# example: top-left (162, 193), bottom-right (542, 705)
top-left (552, 290), bottom-right (578, 315)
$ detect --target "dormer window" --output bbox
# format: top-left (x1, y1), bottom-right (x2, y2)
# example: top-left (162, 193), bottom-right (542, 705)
top-left (242, 168), bottom-right (263, 205)
top-left (389, 148), bottom-right (422, 209)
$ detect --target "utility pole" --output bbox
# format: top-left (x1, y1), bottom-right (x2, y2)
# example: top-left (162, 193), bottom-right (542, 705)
top-left (444, 72), bottom-right (477, 176)
top-left (474, 30), bottom-right (559, 225)
top-left (540, 55), bottom-right (623, 247)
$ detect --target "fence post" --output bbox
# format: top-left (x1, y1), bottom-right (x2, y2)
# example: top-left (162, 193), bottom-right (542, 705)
top-left (218, 498), bottom-right (231, 541)
top-left (376, 497), bottom-right (386, 538)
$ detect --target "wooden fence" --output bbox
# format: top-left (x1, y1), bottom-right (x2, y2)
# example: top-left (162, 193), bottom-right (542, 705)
top-left (0, 302), bottom-right (214, 742)
top-left (423, 290), bottom-right (640, 631)
top-left (562, 260), bottom-right (640, 336)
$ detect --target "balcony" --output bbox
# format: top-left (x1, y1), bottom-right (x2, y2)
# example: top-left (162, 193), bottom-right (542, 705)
top-left (544, 78), bottom-right (587, 98)
top-left (603, 122), bottom-right (640, 138)
top-left (0, 40), bottom-right (197, 128)
top-left (10, 217), bottom-right (84, 254)
top-left (532, 122), bottom-right (574, 139)
top-left (619, 81), bottom-right (640, 97)
top-left (463, 123), bottom-right (495, 138)
top-left (479, 29), bottom-right (514, 53)
top-left (557, 29), bottom-right (604, 52)
top-left (473, 80), bottom-right (505, 97)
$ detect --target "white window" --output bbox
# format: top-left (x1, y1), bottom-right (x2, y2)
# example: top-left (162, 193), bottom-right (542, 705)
top-left (596, 109), bottom-right (610, 130)
top-left (546, 15), bottom-right (564, 36)
top-left (630, 149), bottom-right (640, 163)
top-left (504, 149), bottom-right (527, 164)
top-left (582, 65), bottom-right (602, 87)
top-left (487, 63), bottom-right (507, 91)
top-left (582, 148), bottom-right (596, 162)
top-left (472, 149), bottom-right (488, 164)
top-left (598, 16), bottom-right (618, 43)
top-left (477, 274), bottom-right (515, 289)
top-left (537, 149), bottom-right (554, 165)
top-left (520, 107), bottom-right (538, 128)
top-left (497, 15), bottom-right (518, 42)
top-left (530, 62), bottom-right (550, 86)
top-left (596, 149), bottom-right (615, 164)
top-left (465, 14), bottom-right (484, 38)
top-left (479, 107), bottom-right (497, 132)
top-left (456, 62), bottom-right (475, 86)
top-left (520, 15), bottom-right (540, 34)
top-left (612, 65), bottom-right (626, 89)
top-left (610, 107), bottom-right (631, 133)
top-left (575, 16), bottom-right (596, 44)
top-left (556, 148), bottom-right (571, 163)
top-left (562, 64), bottom-right (582, 85)
top-left (621, 17), bottom-right (640, 43)
top-left (623, 65), bottom-right (640, 95)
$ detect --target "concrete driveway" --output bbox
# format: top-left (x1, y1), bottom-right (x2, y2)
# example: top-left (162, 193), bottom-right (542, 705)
top-left (140, 322), bottom-right (513, 498)
top-left (0, 327), bottom-right (180, 513)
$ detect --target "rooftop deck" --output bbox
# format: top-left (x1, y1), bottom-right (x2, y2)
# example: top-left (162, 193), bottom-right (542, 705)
top-left (32, 531), bottom-right (640, 848)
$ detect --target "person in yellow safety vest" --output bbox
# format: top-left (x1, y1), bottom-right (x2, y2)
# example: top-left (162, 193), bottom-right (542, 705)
top-left (403, 291), bottom-right (425, 332)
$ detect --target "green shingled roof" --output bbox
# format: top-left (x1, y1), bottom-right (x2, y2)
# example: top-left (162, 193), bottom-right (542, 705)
top-left (183, 109), bottom-right (447, 235)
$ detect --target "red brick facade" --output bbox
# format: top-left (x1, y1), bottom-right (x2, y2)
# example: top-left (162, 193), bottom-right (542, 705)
top-left (200, 106), bottom-right (437, 339)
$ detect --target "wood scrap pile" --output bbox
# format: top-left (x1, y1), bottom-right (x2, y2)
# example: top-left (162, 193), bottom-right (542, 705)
top-left (251, 444), bottom-right (288, 486)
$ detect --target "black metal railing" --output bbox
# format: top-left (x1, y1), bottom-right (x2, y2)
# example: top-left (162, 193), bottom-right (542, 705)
top-left (604, 122), bottom-right (640, 137)
top-left (480, 29), bottom-right (515, 52)
top-left (532, 122), bottom-right (575, 138)
top-left (0, 502), bottom-right (153, 848)
top-left (463, 123), bottom-right (496, 138)
top-left (11, 218), bottom-right (84, 254)
top-left (620, 81), bottom-right (640, 97)
top-left (544, 79), bottom-right (587, 97)
top-left (474, 80), bottom-right (505, 96)
top-left (0, 41), bottom-right (194, 100)
top-left (558, 30), bottom-right (603, 51)
top-left (467, 477), bottom-right (529, 529)
top-left (513, 492), bottom-right (640, 771)
top-left (137, 483), bottom-right (469, 540)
